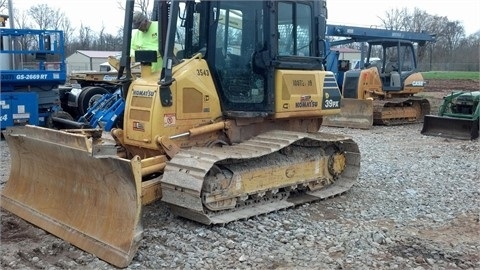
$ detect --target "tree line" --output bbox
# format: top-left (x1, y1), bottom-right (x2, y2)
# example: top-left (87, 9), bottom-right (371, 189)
top-left (1, 1), bottom-right (478, 71)
top-left (377, 7), bottom-right (478, 71)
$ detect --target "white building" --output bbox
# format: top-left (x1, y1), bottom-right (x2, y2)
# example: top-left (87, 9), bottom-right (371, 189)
top-left (66, 50), bottom-right (120, 74)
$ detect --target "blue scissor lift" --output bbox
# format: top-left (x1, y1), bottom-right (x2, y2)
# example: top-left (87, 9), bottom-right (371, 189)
top-left (1, 27), bottom-right (68, 130)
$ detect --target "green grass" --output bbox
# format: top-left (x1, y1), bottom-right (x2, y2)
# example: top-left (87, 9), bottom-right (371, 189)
top-left (421, 71), bottom-right (480, 80)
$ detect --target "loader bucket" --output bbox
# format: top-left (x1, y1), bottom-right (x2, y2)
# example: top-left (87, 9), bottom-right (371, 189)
top-left (421, 115), bottom-right (479, 140)
top-left (1, 125), bottom-right (144, 268)
top-left (323, 98), bottom-right (374, 129)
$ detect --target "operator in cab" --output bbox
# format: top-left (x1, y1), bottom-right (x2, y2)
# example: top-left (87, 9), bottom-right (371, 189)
top-left (131, 11), bottom-right (162, 72)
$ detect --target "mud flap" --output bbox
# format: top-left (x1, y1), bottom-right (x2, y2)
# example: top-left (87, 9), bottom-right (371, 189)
top-left (323, 98), bottom-right (373, 129)
top-left (421, 115), bottom-right (479, 140)
top-left (1, 125), bottom-right (143, 268)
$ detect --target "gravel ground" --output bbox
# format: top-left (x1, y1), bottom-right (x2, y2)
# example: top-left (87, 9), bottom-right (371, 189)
top-left (1, 123), bottom-right (479, 270)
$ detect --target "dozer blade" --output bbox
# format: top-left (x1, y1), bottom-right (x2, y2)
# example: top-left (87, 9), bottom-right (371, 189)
top-left (421, 115), bottom-right (479, 140)
top-left (1, 125), bottom-right (143, 268)
top-left (323, 98), bottom-right (373, 129)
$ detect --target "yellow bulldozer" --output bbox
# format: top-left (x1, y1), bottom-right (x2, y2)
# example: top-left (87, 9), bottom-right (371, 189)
top-left (1, 0), bottom-right (360, 267)
top-left (323, 25), bottom-right (435, 129)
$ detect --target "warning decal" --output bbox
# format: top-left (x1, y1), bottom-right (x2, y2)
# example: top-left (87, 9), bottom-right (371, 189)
top-left (164, 113), bottom-right (176, 127)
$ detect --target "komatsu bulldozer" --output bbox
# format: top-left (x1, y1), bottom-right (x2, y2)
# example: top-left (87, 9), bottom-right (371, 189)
top-left (1, 0), bottom-right (360, 267)
top-left (324, 32), bottom-right (434, 129)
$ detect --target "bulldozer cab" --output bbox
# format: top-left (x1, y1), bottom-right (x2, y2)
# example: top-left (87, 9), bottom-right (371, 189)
top-left (159, 0), bottom-right (329, 118)
top-left (365, 40), bottom-right (418, 91)
top-left (120, 0), bottom-right (336, 149)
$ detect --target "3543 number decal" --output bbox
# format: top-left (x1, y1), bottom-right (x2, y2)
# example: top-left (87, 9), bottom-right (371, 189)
top-left (196, 69), bottom-right (210, 76)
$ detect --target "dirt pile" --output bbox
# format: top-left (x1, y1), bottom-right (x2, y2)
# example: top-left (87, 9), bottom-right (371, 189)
top-left (425, 79), bottom-right (479, 93)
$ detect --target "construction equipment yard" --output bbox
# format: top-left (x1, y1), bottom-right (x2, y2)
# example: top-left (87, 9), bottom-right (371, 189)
top-left (1, 79), bottom-right (478, 269)
top-left (1, 0), bottom-right (478, 268)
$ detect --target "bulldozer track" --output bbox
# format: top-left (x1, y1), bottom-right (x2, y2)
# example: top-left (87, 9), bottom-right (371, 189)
top-left (161, 130), bottom-right (360, 225)
top-left (373, 97), bottom-right (430, 125)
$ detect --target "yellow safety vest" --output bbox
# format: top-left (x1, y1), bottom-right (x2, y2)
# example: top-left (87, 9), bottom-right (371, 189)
top-left (131, 21), bottom-right (162, 72)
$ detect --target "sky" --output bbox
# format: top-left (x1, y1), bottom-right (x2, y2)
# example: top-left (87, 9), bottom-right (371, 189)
top-left (7, 0), bottom-right (480, 35)
top-left (327, 0), bottom-right (480, 35)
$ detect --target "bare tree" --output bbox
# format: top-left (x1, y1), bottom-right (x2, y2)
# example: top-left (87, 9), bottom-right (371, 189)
top-left (379, 7), bottom-right (479, 71)
top-left (137, 0), bottom-right (151, 15)
top-left (102, 34), bottom-right (123, 51)
top-left (379, 8), bottom-right (410, 30)
top-left (77, 24), bottom-right (95, 49)
top-left (408, 8), bottom-right (436, 64)
top-left (444, 21), bottom-right (465, 50)
top-left (0, 0), bottom-right (7, 13)
top-left (61, 17), bottom-right (76, 54)
top-left (117, 0), bottom-right (151, 17)
top-left (94, 25), bottom-right (123, 51)
top-left (454, 33), bottom-right (480, 71)
top-left (409, 8), bottom-right (429, 33)
top-left (12, 8), bottom-right (32, 29)
top-left (28, 4), bottom-right (67, 30)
